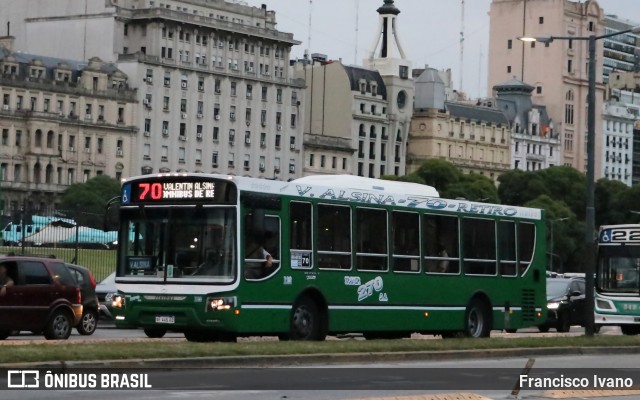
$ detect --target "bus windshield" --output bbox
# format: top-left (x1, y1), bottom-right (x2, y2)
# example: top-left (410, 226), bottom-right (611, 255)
top-left (597, 246), bottom-right (640, 294)
top-left (118, 207), bottom-right (237, 284)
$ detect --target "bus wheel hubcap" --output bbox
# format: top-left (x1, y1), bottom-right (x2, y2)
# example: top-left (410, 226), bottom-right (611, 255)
top-left (468, 309), bottom-right (482, 337)
top-left (293, 306), bottom-right (313, 337)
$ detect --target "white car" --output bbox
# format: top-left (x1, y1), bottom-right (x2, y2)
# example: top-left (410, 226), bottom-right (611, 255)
top-left (95, 272), bottom-right (116, 319)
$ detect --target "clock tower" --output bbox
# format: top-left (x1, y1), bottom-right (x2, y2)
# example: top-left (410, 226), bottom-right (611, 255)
top-left (364, 0), bottom-right (414, 176)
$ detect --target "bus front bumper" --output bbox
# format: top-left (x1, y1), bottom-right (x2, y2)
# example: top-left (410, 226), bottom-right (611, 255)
top-left (595, 312), bottom-right (640, 325)
top-left (113, 306), bottom-right (238, 331)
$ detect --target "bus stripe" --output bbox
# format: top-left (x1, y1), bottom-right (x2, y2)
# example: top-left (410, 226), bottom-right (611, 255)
top-left (241, 304), bottom-right (525, 311)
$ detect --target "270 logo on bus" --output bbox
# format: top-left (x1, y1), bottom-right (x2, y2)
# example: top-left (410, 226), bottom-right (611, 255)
top-left (600, 229), bottom-right (640, 243)
top-left (357, 277), bottom-right (387, 302)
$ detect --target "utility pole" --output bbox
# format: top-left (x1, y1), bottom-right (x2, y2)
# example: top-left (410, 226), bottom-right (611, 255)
top-left (459, 0), bottom-right (465, 92)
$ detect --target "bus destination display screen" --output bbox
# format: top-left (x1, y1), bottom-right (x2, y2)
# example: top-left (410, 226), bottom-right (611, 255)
top-left (122, 178), bottom-right (236, 205)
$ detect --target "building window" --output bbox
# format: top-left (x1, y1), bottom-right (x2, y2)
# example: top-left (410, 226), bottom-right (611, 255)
top-left (564, 104), bottom-right (574, 125)
top-left (507, 66), bottom-right (511, 73)
top-left (567, 59), bottom-right (573, 73)
top-left (34, 130), bottom-right (42, 147)
top-left (539, 16), bottom-right (544, 24)
top-left (536, 86), bottom-right (542, 94)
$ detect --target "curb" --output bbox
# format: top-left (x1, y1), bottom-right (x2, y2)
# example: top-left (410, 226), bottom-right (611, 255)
top-left (3, 346), bottom-right (640, 369)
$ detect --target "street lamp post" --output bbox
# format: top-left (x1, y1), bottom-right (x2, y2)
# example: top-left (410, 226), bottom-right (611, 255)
top-left (549, 217), bottom-right (569, 273)
top-left (519, 25), bottom-right (640, 337)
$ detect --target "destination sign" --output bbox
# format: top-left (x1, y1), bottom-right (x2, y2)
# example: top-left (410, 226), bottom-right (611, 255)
top-left (122, 179), bottom-right (222, 204)
top-left (599, 228), bottom-right (640, 244)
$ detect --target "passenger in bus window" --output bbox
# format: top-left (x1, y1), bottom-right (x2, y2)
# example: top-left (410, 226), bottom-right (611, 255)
top-left (438, 244), bottom-right (449, 273)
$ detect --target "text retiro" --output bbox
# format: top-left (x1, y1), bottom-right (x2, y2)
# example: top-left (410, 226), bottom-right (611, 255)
top-left (520, 374), bottom-right (634, 389)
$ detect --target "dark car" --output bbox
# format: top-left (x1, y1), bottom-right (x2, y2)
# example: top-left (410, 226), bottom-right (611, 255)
top-left (539, 277), bottom-right (586, 332)
top-left (0, 255), bottom-right (83, 340)
top-left (65, 264), bottom-right (99, 335)
top-left (95, 272), bottom-right (116, 319)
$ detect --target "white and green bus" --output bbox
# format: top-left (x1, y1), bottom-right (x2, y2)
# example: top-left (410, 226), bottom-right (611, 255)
top-left (112, 174), bottom-right (547, 341)
top-left (595, 224), bottom-right (640, 334)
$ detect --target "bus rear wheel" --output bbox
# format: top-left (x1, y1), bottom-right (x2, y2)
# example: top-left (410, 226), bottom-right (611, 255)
top-left (144, 328), bottom-right (167, 338)
top-left (290, 297), bottom-right (325, 341)
top-left (621, 325), bottom-right (640, 335)
top-left (464, 299), bottom-right (491, 338)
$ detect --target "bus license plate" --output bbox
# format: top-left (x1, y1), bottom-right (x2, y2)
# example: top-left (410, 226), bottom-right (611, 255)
top-left (155, 315), bottom-right (175, 324)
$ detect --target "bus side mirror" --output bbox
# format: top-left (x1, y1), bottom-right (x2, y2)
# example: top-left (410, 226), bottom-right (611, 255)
top-left (103, 196), bottom-right (121, 232)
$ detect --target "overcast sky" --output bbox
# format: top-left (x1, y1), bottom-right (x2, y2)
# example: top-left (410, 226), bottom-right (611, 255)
top-left (244, 0), bottom-right (640, 98)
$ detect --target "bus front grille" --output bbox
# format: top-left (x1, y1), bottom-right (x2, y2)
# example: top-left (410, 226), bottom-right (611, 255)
top-left (522, 289), bottom-right (536, 323)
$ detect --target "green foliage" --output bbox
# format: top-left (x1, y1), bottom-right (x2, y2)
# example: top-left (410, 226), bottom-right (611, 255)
top-left (524, 195), bottom-right (585, 273)
top-left (497, 169), bottom-right (550, 206)
top-left (414, 159), bottom-right (463, 192)
top-left (381, 174), bottom-right (426, 185)
top-left (60, 175), bottom-right (121, 228)
top-left (444, 173), bottom-right (499, 203)
top-left (538, 166), bottom-right (586, 219)
top-left (595, 179), bottom-right (629, 227)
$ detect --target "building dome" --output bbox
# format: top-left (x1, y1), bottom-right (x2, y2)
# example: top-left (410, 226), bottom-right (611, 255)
top-left (377, 0), bottom-right (400, 15)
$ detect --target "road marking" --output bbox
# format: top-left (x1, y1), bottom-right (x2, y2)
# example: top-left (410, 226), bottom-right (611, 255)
top-left (350, 393), bottom-right (493, 400)
top-left (542, 389), bottom-right (640, 398)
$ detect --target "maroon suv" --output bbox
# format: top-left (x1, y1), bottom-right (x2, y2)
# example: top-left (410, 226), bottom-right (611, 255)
top-left (0, 255), bottom-right (83, 340)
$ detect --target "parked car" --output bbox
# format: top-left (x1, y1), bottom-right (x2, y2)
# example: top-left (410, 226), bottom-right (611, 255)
top-left (95, 272), bottom-right (116, 319)
top-left (65, 264), bottom-right (99, 335)
top-left (539, 277), bottom-right (586, 332)
top-left (0, 255), bottom-right (83, 340)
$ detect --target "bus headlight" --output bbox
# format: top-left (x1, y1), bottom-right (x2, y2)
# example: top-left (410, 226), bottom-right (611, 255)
top-left (112, 295), bottom-right (125, 309)
top-left (547, 302), bottom-right (560, 310)
top-left (207, 297), bottom-right (236, 311)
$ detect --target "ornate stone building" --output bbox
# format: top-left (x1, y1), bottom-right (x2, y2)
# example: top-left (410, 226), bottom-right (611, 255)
top-left (0, 37), bottom-right (137, 214)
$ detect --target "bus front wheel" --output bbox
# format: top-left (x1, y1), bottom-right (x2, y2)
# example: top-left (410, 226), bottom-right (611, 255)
top-left (621, 325), bottom-right (640, 335)
top-left (464, 299), bottom-right (491, 338)
top-left (144, 328), bottom-right (167, 338)
top-left (290, 297), bottom-right (325, 341)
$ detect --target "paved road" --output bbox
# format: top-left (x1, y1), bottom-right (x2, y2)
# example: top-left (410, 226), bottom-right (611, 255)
top-left (1, 321), bottom-right (624, 343)
top-left (2, 354), bottom-right (640, 399)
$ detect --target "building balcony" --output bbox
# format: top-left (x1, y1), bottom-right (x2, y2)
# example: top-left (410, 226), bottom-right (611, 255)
top-left (0, 180), bottom-right (68, 193)
top-left (0, 109), bottom-right (136, 132)
top-left (526, 154), bottom-right (546, 162)
top-left (119, 6), bottom-right (298, 45)
top-left (119, 53), bottom-right (305, 88)
top-left (0, 74), bottom-right (137, 102)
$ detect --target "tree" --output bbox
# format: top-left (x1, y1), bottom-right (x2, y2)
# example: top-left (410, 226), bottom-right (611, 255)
top-left (60, 175), bottom-right (121, 228)
top-left (444, 173), bottom-right (499, 203)
top-left (595, 179), bottom-right (629, 226)
top-left (538, 166), bottom-right (586, 219)
top-left (414, 159), bottom-right (462, 193)
top-left (498, 169), bottom-right (550, 206)
top-left (524, 195), bottom-right (585, 273)
top-left (381, 174), bottom-right (426, 185)
top-left (614, 184), bottom-right (640, 223)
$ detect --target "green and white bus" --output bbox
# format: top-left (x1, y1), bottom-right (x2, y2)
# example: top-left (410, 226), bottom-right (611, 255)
top-left (595, 224), bottom-right (640, 335)
top-left (112, 173), bottom-right (547, 341)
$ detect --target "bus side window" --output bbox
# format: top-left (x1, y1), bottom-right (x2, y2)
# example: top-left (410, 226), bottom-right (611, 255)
top-left (392, 211), bottom-right (420, 273)
top-left (244, 214), bottom-right (280, 280)
top-left (518, 223), bottom-right (536, 275)
top-left (290, 202), bottom-right (312, 269)
top-left (317, 204), bottom-right (351, 270)
top-left (499, 221), bottom-right (517, 276)
top-left (423, 214), bottom-right (460, 274)
top-left (463, 218), bottom-right (497, 276)
top-left (355, 208), bottom-right (388, 272)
